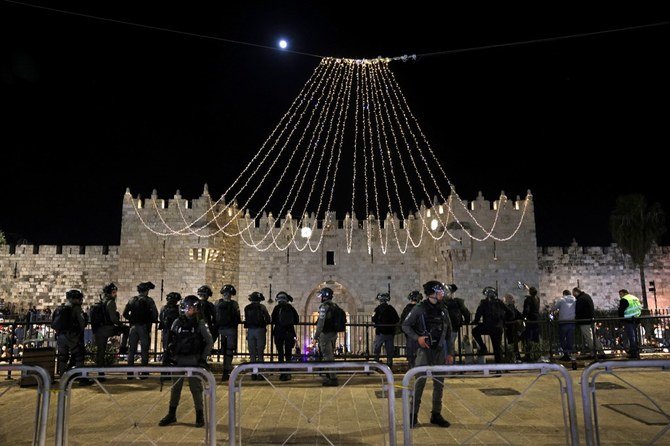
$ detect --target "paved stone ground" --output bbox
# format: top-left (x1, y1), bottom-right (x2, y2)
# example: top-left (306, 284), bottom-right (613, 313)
top-left (1, 361), bottom-right (670, 445)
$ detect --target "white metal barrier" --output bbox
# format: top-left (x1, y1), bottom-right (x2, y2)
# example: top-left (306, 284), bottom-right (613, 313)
top-left (0, 365), bottom-right (51, 446)
top-left (402, 363), bottom-right (579, 446)
top-left (228, 361), bottom-right (397, 445)
top-left (54, 366), bottom-right (217, 446)
top-left (581, 360), bottom-right (670, 446)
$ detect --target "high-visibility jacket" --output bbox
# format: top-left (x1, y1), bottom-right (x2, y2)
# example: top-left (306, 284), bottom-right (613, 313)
top-left (622, 294), bottom-right (642, 318)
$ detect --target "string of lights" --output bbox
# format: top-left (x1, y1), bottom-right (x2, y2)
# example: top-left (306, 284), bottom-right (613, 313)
top-left (127, 57), bottom-right (532, 253)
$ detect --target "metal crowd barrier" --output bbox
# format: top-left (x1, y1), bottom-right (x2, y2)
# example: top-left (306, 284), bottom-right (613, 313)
top-left (228, 361), bottom-right (396, 446)
top-left (581, 360), bottom-right (670, 446)
top-left (402, 363), bottom-right (579, 446)
top-left (54, 366), bottom-right (217, 446)
top-left (0, 364), bottom-right (51, 446)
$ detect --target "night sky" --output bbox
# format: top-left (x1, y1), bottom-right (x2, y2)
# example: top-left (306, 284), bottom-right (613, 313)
top-left (2, 2), bottom-right (669, 247)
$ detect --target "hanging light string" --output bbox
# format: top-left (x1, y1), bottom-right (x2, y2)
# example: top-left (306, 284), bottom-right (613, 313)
top-left (128, 57), bottom-right (531, 253)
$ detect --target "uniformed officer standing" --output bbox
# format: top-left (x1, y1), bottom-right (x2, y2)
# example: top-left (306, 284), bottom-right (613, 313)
top-left (400, 291), bottom-right (422, 369)
top-left (196, 285), bottom-right (218, 344)
top-left (402, 281), bottom-right (451, 428)
top-left (215, 284), bottom-right (240, 382)
top-left (311, 287), bottom-right (339, 386)
top-left (53, 289), bottom-right (93, 385)
top-left (93, 283), bottom-right (129, 380)
top-left (158, 295), bottom-right (213, 428)
top-left (123, 282), bottom-right (159, 372)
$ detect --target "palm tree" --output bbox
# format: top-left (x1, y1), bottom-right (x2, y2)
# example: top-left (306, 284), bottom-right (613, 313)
top-left (610, 194), bottom-right (666, 309)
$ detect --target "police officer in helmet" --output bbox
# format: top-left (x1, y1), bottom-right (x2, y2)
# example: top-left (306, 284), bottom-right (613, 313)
top-left (53, 289), bottom-right (93, 385)
top-left (400, 290), bottom-right (423, 368)
top-left (402, 281), bottom-right (451, 428)
top-left (215, 284), bottom-right (240, 382)
top-left (196, 285), bottom-right (218, 344)
top-left (158, 295), bottom-right (213, 428)
top-left (311, 287), bottom-right (340, 386)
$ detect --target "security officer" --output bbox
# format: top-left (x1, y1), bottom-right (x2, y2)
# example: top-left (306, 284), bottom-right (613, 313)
top-left (53, 289), bottom-right (93, 385)
top-left (123, 282), bottom-right (159, 373)
top-left (311, 287), bottom-right (340, 387)
top-left (400, 291), bottom-right (422, 369)
top-left (215, 284), bottom-right (240, 382)
top-left (159, 292), bottom-right (182, 352)
top-left (271, 291), bottom-right (300, 381)
top-left (244, 291), bottom-right (271, 380)
top-left (196, 285), bottom-right (218, 344)
top-left (158, 295), bottom-right (213, 428)
top-left (618, 289), bottom-right (642, 359)
top-left (472, 286), bottom-right (510, 364)
top-left (402, 281), bottom-right (451, 428)
top-left (93, 283), bottom-right (129, 380)
top-left (372, 292), bottom-right (400, 367)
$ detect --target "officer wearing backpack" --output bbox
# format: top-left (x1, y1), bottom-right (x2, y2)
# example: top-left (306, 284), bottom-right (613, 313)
top-left (244, 291), bottom-right (271, 380)
top-left (159, 292), bottom-right (182, 352)
top-left (311, 287), bottom-right (344, 387)
top-left (52, 289), bottom-right (93, 385)
top-left (271, 291), bottom-right (299, 381)
top-left (158, 295), bottom-right (213, 428)
top-left (400, 290), bottom-right (422, 368)
top-left (402, 281), bottom-right (451, 428)
top-left (196, 285), bottom-right (218, 344)
top-left (444, 284), bottom-right (470, 364)
top-left (92, 282), bottom-right (129, 380)
top-left (372, 292), bottom-right (400, 368)
top-left (123, 282), bottom-right (159, 373)
top-left (215, 284), bottom-right (240, 382)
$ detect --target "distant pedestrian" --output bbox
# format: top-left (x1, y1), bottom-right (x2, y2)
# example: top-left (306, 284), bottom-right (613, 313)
top-left (573, 287), bottom-right (605, 358)
top-left (618, 289), bottom-right (642, 359)
top-left (552, 290), bottom-right (576, 360)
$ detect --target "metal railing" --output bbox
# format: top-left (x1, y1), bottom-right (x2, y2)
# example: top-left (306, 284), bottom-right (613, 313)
top-left (0, 364), bottom-right (51, 446)
top-left (581, 360), bottom-right (670, 446)
top-left (228, 361), bottom-right (396, 446)
top-left (402, 363), bottom-right (580, 446)
top-left (54, 366), bottom-right (217, 446)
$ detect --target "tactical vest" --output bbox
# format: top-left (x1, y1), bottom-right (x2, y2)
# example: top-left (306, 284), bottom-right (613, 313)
top-left (623, 294), bottom-right (642, 318)
top-left (172, 317), bottom-right (204, 356)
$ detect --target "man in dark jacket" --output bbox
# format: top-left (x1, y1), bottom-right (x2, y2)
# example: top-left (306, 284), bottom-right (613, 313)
top-left (444, 284), bottom-right (470, 364)
top-left (400, 291), bottom-right (422, 369)
top-left (271, 291), bottom-right (300, 381)
top-left (372, 292), bottom-right (400, 367)
top-left (573, 287), bottom-right (604, 358)
top-left (402, 281), bottom-right (451, 428)
top-left (522, 286), bottom-right (541, 361)
top-left (93, 283), bottom-right (129, 380)
top-left (472, 287), bottom-right (511, 364)
top-left (158, 295), bottom-right (213, 428)
top-left (123, 282), bottom-right (159, 372)
top-left (197, 285), bottom-right (218, 344)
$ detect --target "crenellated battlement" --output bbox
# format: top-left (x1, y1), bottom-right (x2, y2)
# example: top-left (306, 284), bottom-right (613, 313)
top-left (0, 244), bottom-right (119, 256)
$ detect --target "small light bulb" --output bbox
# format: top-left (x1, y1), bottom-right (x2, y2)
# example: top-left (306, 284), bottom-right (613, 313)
top-left (279, 39), bottom-right (288, 49)
top-left (431, 219), bottom-right (439, 231)
top-left (301, 227), bottom-right (312, 238)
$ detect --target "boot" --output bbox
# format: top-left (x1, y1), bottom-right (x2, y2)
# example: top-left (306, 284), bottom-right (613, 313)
top-left (158, 406), bottom-right (177, 426)
top-left (411, 413), bottom-right (419, 428)
top-left (195, 410), bottom-right (204, 428)
top-left (430, 412), bottom-right (450, 427)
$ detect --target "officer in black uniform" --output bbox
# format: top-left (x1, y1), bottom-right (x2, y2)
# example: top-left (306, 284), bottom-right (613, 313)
top-left (158, 295), bottom-right (213, 428)
top-left (400, 291), bottom-right (422, 369)
top-left (159, 292), bottom-right (182, 352)
top-left (311, 287), bottom-right (340, 386)
top-left (472, 286), bottom-right (510, 364)
top-left (196, 285), bottom-right (218, 344)
top-left (123, 282), bottom-right (159, 372)
top-left (271, 291), bottom-right (300, 381)
top-left (372, 292), bottom-right (400, 367)
top-left (93, 283), bottom-right (129, 380)
top-left (402, 281), bottom-right (451, 428)
top-left (215, 284), bottom-right (240, 382)
top-left (53, 289), bottom-right (93, 385)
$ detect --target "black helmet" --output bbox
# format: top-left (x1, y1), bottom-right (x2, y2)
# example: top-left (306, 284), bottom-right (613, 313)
top-left (137, 282), bottom-right (155, 293)
top-left (220, 284), bottom-right (237, 296)
top-left (276, 291), bottom-right (293, 302)
top-left (407, 290), bottom-right (422, 302)
top-left (376, 292), bottom-right (390, 302)
top-left (248, 291), bottom-right (265, 302)
top-left (318, 287), bottom-right (334, 301)
top-left (166, 292), bottom-right (182, 303)
top-left (66, 289), bottom-right (83, 301)
top-left (197, 285), bottom-right (213, 298)
top-left (102, 283), bottom-right (118, 295)
top-left (446, 283), bottom-right (458, 294)
top-left (482, 286), bottom-right (498, 299)
top-left (180, 295), bottom-right (200, 313)
top-left (423, 280), bottom-right (445, 296)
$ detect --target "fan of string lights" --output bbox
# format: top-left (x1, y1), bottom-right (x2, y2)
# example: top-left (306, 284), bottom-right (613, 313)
top-left (128, 57), bottom-right (532, 254)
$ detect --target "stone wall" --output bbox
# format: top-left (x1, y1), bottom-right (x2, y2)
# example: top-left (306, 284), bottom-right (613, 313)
top-left (0, 244), bottom-right (119, 309)
top-left (538, 243), bottom-right (670, 311)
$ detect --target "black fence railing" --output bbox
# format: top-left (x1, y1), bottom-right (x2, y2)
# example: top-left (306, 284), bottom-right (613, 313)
top-left (2, 313), bottom-right (669, 374)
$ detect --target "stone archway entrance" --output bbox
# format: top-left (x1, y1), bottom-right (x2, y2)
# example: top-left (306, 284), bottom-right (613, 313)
top-left (304, 281), bottom-right (358, 356)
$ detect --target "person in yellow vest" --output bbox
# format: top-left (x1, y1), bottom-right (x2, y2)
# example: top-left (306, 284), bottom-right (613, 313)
top-left (617, 289), bottom-right (642, 359)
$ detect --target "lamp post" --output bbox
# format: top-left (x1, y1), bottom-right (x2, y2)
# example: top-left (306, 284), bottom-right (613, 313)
top-left (649, 281), bottom-right (657, 311)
